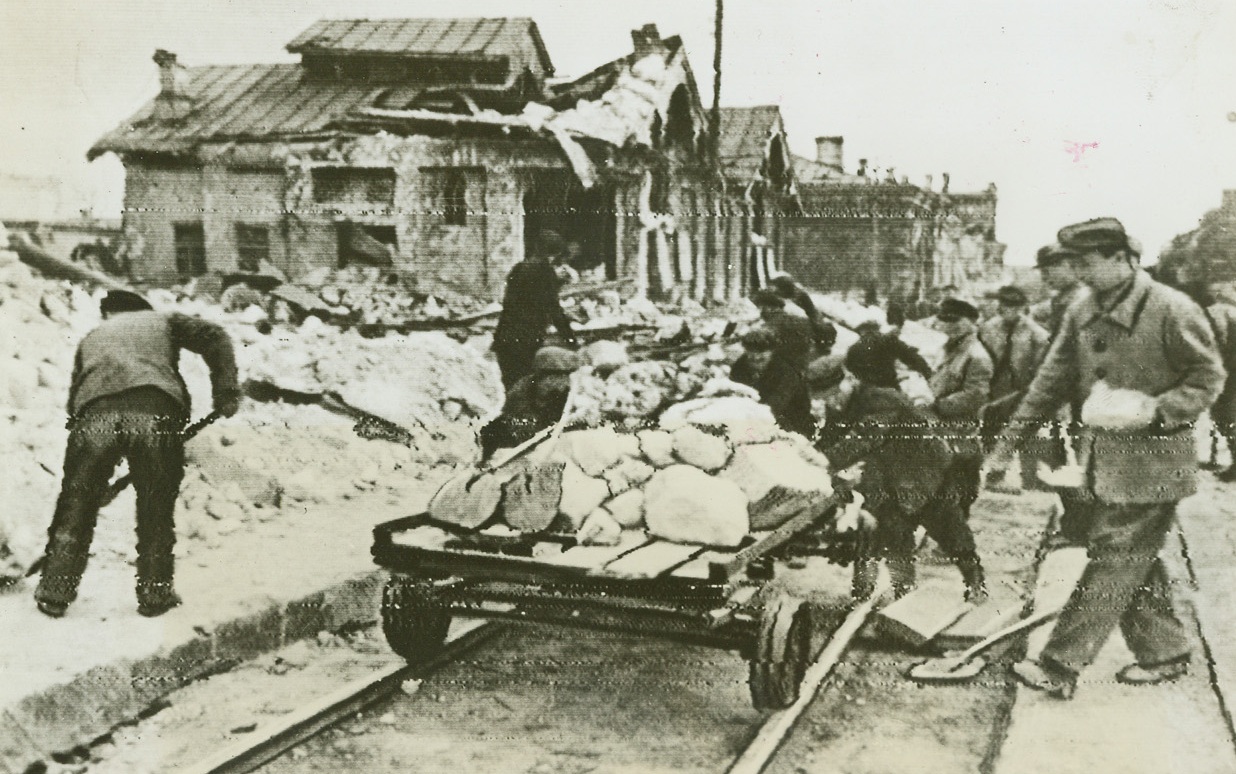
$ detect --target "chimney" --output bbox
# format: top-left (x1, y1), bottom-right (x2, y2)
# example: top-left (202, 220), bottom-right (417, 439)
top-left (152, 49), bottom-right (192, 120)
top-left (814, 136), bottom-right (844, 172)
top-left (925, 174), bottom-right (934, 190)
top-left (941, 172), bottom-right (951, 194)
top-left (1223, 189), bottom-right (1236, 214)
top-left (857, 158), bottom-right (868, 177)
top-left (631, 24), bottom-right (664, 59)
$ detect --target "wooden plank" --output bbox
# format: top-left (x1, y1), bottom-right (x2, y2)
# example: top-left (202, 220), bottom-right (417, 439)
top-left (710, 492), bottom-right (837, 581)
top-left (874, 581), bottom-right (973, 648)
top-left (935, 593), bottom-right (1026, 651)
top-left (540, 531), bottom-right (650, 569)
top-left (597, 540), bottom-right (705, 579)
top-left (671, 550), bottom-right (741, 579)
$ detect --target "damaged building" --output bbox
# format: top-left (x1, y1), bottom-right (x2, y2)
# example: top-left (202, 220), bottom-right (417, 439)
top-left (88, 18), bottom-right (777, 303)
top-left (782, 137), bottom-right (1003, 295)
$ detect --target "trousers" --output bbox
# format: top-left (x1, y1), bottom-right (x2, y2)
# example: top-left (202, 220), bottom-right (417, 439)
top-left (36, 388), bottom-right (187, 607)
top-left (1041, 501), bottom-right (1191, 674)
top-left (852, 493), bottom-right (983, 599)
top-left (493, 338), bottom-right (541, 392)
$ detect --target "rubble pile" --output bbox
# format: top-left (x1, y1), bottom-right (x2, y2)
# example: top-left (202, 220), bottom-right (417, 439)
top-left (431, 396), bottom-right (833, 549)
top-left (0, 251), bottom-right (503, 583)
top-left (568, 347), bottom-right (747, 428)
top-left (0, 251), bottom-right (99, 577)
top-left (296, 266), bottom-right (496, 325)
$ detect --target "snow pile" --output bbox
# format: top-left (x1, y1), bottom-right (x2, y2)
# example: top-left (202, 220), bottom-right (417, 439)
top-left (295, 265), bottom-right (496, 325)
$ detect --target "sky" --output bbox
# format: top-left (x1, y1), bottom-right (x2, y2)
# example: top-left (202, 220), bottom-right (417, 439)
top-left (1, 0), bottom-right (1234, 264)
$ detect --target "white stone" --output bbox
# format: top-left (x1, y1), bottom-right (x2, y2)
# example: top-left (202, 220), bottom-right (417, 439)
top-left (659, 396), bottom-right (775, 429)
top-left (558, 461), bottom-right (611, 529)
top-left (602, 456), bottom-right (654, 495)
top-left (605, 488), bottom-right (645, 528)
top-left (723, 419), bottom-right (781, 446)
top-left (577, 508), bottom-right (623, 546)
top-left (670, 425), bottom-right (731, 472)
top-left (643, 465), bottom-right (749, 547)
top-left (559, 427), bottom-right (639, 477)
top-left (720, 443), bottom-right (832, 525)
top-left (637, 429), bottom-right (676, 467)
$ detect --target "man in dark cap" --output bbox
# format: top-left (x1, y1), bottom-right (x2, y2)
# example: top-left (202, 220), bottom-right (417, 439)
top-left (1032, 243), bottom-right (1088, 338)
top-left (751, 288), bottom-right (816, 373)
top-left (768, 274), bottom-right (838, 355)
top-left (35, 290), bottom-right (240, 618)
top-left (989, 216), bottom-right (1225, 699)
top-left (819, 337), bottom-right (986, 601)
top-left (493, 231), bottom-right (578, 392)
top-left (730, 328), bottom-right (815, 438)
top-left (845, 320), bottom-right (933, 390)
top-left (480, 345), bottom-right (579, 461)
top-left (979, 285), bottom-right (1049, 446)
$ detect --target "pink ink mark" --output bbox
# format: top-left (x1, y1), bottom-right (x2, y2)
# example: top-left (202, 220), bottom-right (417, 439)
top-left (1065, 141), bottom-right (1099, 162)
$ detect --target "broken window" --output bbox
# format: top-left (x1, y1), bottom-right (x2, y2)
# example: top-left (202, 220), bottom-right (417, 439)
top-left (443, 171), bottom-right (468, 226)
top-left (337, 223), bottom-right (397, 269)
top-left (235, 223), bottom-right (270, 272)
top-left (173, 223), bottom-right (206, 279)
top-left (311, 167), bottom-right (396, 209)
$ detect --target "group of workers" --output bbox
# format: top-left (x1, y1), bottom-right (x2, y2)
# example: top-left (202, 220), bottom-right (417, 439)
top-left (29, 213), bottom-right (1236, 708)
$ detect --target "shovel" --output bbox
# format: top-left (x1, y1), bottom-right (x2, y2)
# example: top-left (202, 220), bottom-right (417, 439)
top-left (906, 605), bottom-right (1062, 683)
top-left (242, 379), bottom-right (445, 442)
top-left (24, 409), bottom-right (225, 579)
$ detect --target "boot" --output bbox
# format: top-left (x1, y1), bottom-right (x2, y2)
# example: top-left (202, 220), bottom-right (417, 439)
top-left (136, 580), bottom-right (182, 617)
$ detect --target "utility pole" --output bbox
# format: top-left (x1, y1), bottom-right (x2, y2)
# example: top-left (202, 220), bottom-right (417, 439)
top-left (710, 0), bottom-right (723, 162)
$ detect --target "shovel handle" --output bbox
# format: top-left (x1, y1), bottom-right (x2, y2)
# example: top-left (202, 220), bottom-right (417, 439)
top-left (956, 605), bottom-right (1063, 662)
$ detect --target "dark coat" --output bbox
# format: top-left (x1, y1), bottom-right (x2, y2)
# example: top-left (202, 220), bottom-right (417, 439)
top-left (850, 331), bottom-right (933, 390)
top-left (493, 257), bottom-right (574, 351)
top-left (784, 287), bottom-right (838, 353)
top-left (979, 314), bottom-right (1050, 399)
top-left (479, 373), bottom-right (570, 460)
top-left (1006, 270), bottom-right (1226, 503)
top-left (1205, 301), bottom-right (1236, 426)
top-left (731, 353), bottom-right (816, 438)
top-left (820, 384), bottom-right (954, 510)
top-left (761, 308), bottom-right (816, 372)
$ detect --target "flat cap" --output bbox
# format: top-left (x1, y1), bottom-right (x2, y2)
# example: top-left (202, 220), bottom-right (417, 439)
top-left (990, 285), bottom-right (1029, 306)
top-left (533, 346), bottom-right (580, 373)
top-left (100, 289), bottom-right (153, 315)
top-left (1035, 242), bottom-right (1077, 267)
top-left (740, 327), bottom-right (778, 351)
top-left (844, 337), bottom-right (898, 383)
top-left (1057, 217), bottom-right (1131, 253)
top-left (751, 288), bottom-right (785, 308)
top-left (936, 297), bottom-right (980, 321)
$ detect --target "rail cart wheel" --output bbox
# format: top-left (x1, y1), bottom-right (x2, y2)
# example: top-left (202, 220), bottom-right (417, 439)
top-left (748, 595), bottom-right (814, 710)
top-left (381, 576), bottom-right (451, 664)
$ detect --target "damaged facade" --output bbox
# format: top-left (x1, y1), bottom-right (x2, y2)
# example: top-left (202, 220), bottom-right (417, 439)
top-left (89, 18), bottom-right (770, 303)
top-left (782, 138), bottom-right (1003, 294)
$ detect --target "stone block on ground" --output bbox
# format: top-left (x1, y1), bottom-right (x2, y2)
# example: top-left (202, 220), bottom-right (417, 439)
top-left (578, 508), bottom-right (622, 546)
top-left (875, 581), bottom-right (973, 649)
top-left (643, 465), bottom-right (749, 547)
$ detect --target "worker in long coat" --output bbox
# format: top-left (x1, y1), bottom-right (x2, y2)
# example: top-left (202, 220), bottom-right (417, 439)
top-left (927, 297), bottom-right (994, 517)
top-left (493, 232), bottom-right (577, 392)
top-left (730, 328), bottom-right (816, 439)
top-left (35, 291), bottom-right (240, 618)
top-left (820, 337), bottom-right (986, 602)
top-left (990, 218), bottom-right (1225, 699)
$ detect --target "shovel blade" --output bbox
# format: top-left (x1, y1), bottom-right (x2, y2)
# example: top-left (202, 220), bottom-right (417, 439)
top-left (907, 655), bottom-right (988, 684)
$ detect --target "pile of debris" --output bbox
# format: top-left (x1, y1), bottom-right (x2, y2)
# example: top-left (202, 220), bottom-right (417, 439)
top-left (0, 248), bottom-right (504, 584)
top-left (295, 266), bottom-right (497, 326)
top-left (430, 393), bottom-right (833, 548)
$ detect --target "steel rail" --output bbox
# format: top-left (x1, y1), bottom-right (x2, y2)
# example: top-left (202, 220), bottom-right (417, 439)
top-left (181, 620), bottom-right (502, 774)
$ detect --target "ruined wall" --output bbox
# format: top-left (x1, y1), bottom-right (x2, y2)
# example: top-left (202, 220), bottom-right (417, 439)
top-left (122, 164), bottom-right (204, 283)
top-left (284, 134), bottom-right (563, 299)
top-left (203, 167), bottom-right (287, 275)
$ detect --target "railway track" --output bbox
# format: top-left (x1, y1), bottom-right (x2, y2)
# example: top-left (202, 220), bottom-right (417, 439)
top-left (177, 590), bottom-right (880, 774)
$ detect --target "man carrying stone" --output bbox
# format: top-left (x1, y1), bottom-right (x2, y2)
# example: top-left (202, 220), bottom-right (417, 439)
top-left (479, 346), bottom-right (580, 461)
top-left (988, 217), bottom-right (1225, 699)
top-left (730, 328), bottom-right (815, 438)
top-left (36, 290), bottom-right (240, 618)
top-left (492, 231), bottom-right (578, 392)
